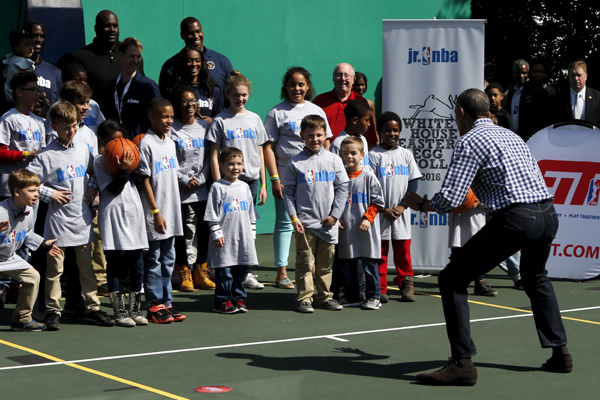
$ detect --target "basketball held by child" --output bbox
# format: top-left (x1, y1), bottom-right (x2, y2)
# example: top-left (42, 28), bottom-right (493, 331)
top-left (132, 133), bottom-right (145, 147)
top-left (451, 188), bottom-right (478, 214)
top-left (103, 138), bottom-right (140, 175)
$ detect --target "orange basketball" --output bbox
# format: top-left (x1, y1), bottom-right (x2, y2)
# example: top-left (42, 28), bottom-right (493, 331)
top-left (451, 188), bottom-right (478, 214)
top-left (132, 133), bottom-right (145, 147)
top-left (103, 138), bottom-right (140, 175)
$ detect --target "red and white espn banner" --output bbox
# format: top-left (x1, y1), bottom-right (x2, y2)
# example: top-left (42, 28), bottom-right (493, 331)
top-left (528, 123), bottom-right (600, 280)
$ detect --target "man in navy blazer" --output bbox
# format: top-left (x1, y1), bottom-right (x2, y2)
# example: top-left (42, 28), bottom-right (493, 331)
top-left (552, 60), bottom-right (600, 127)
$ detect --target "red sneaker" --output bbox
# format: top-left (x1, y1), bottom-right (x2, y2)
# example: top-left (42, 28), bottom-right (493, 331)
top-left (166, 305), bottom-right (186, 322)
top-left (147, 304), bottom-right (174, 324)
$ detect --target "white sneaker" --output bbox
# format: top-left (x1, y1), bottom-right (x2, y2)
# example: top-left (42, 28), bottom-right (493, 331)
top-left (243, 273), bottom-right (264, 290)
top-left (362, 298), bottom-right (381, 310)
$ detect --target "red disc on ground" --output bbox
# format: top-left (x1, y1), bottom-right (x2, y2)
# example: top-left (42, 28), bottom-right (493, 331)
top-left (194, 386), bottom-right (232, 393)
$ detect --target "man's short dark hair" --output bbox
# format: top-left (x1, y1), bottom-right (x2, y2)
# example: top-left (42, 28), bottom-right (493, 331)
top-left (344, 99), bottom-right (370, 120)
top-left (180, 17), bottom-right (200, 33)
top-left (456, 89), bottom-right (490, 118)
top-left (23, 20), bottom-right (44, 34)
top-left (10, 71), bottom-right (38, 95)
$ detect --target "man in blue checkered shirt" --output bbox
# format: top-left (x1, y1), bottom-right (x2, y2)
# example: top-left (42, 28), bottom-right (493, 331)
top-left (406, 88), bottom-right (571, 385)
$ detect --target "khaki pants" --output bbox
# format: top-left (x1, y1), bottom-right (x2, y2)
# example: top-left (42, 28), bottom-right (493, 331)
top-left (45, 243), bottom-right (99, 315)
top-left (2, 267), bottom-right (39, 323)
top-left (91, 214), bottom-right (107, 285)
top-left (294, 230), bottom-right (335, 304)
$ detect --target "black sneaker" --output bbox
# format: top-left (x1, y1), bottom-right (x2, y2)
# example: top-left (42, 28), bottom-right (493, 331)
top-left (317, 298), bottom-right (343, 311)
top-left (514, 279), bottom-right (524, 290)
top-left (147, 304), bottom-right (174, 323)
top-left (83, 310), bottom-right (115, 327)
top-left (474, 280), bottom-right (498, 296)
top-left (380, 293), bottom-right (389, 303)
top-left (338, 296), bottom-right (363, 308)
top-left (11, 319), bottom-right (46, 332)
top-left (45, 312), bottom-right (61, 331)
top-left (166, 305), bottom-right (186, 322)
top-left (235, 300), bottom-right (248, 313)
top-left (214, 301), bottom-right (238, 314)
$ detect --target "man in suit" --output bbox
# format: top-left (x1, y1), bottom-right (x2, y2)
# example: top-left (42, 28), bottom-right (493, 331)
top-left (503, 59), bottom-right (550, 141)
top-left (552, 60), bottom-right (600, 127)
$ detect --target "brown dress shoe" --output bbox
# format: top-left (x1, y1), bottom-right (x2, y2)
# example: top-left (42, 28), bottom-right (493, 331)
top-left (416, 358), bottom-right (477, 385)
top-left (544, 353), bottom-right (573, 373)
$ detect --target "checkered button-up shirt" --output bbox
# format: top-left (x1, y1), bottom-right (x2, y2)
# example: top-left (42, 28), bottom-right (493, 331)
top-left (430, 118), bottom-right (551, 213)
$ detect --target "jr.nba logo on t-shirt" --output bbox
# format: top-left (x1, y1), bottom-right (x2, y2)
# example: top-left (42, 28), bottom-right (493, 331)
top-left (5, 230), bottom-right (16, 245)
top-left (26, 128), bottom-right (34, 141)
top-left (184, 137), bottom-right (192, 150)
top-left (288, 118), bottom-right (303, 135)
top-left (162, 156), bottom-right (171, 171)
top-left (306, 169), bottom-right (315, 184)
top-left (347, 191), bottom-right (352, 206)
top-left (67, 164), bottom-right (77, 181)
top-left (386, 163), bottom-right (394, 176)
top-left (234, 127), bottom-right (243, 140)
top-left (232, 198), bottom-right (241, 213)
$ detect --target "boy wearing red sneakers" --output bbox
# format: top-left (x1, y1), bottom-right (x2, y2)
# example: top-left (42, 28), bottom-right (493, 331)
top-left (204, 147), bottom-right (258, 314)
top-left (137, 98), bottom-right (185, 323)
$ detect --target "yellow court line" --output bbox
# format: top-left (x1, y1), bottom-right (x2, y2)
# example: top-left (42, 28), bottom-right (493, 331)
top-left (560, 316), bottom-right (600, 325)
top-left (0, 338), bottom-right (189, 400)
top-left (415, 291), bottom-right (600, 325)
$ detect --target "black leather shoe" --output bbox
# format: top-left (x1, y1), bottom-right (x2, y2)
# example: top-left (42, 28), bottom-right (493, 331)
top-left (544, 353), bottom-right (573, 373)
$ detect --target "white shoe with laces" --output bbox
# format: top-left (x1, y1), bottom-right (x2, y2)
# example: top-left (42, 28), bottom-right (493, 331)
top-left (243, 273), bottom-right (264, 289)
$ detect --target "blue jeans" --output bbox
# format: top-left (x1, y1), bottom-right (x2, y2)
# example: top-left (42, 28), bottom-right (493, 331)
top-left (243, 179), bottom-right (259, 205)
top-left (439, 199), bottom-right (567, 359)
top-left (143, 238), bottom-right (175, 307)
top-left (214, 265), bottom-right (249, 305)
top-left (341, 257), bottom-right (380, 300)
top-left (273, 197), bottom-right (293, 267)
top-left (499, 251), bottom-right (521, 283)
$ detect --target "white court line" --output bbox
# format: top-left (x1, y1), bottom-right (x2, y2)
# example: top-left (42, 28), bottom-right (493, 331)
top-left (0, 305), bottom-right (597, 372)
top-left (326, 336), bottom-right (350, 342)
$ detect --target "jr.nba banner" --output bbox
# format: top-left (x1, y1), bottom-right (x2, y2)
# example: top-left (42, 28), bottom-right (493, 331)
top-left (382, 19), bottom-right (485, 271)
top-left (528, 122), bottom-right (600, 280)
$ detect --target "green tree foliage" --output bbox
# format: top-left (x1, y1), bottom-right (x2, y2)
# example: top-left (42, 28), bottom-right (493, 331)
top-left (472, 0), bottom-right (600, 90)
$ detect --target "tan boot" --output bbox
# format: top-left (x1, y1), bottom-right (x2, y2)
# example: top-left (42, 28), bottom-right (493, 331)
top-left (399, 277), bottom-right (416, 302)
top-left (193, 263), bottom-right (215, 290)
top-left (179, 265), bottom-right (194, 292)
